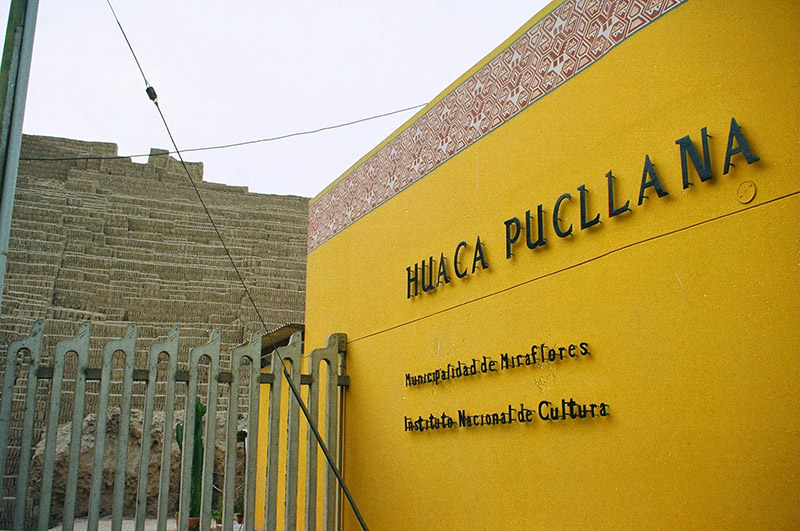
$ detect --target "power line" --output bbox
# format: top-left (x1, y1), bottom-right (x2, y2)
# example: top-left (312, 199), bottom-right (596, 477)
top-left (103, 1), bottom-right (369, 529)
top-left (20, 103), bottom-right (426, 161)
top-left (104, 0), bottom-right (149, 87)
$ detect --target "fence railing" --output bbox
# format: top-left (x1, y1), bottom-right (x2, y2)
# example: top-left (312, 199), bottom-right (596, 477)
top-left (0, 320), bottom-right (347, 531)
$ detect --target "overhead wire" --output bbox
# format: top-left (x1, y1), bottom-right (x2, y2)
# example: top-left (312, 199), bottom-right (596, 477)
top-left (105, 0), bottom-right (149, 86)
top-left (19, 103), bottom-right (426, 162)
top-left (103, 1), bottom-right (369, 529)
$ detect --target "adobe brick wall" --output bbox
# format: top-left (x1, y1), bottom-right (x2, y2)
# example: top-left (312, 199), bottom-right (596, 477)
top-left (0, 135), bottom-right (307, 524)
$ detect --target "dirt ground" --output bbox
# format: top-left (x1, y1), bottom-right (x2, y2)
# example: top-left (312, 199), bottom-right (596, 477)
top-left (50, 517), bottom-right (247, 530)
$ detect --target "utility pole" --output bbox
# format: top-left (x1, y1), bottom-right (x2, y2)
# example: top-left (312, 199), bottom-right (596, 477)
top-left (0, 0), bottom-right (39, 312)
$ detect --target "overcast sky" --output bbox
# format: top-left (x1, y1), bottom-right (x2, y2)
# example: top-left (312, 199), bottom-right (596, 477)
top-left (2, 1), bottom-right (550, 198)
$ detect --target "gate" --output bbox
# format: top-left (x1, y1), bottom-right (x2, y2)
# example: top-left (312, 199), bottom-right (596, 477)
top-left (0, 321), bottom-right (347, 530)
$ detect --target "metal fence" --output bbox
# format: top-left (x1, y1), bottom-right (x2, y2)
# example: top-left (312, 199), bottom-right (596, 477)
top-left (0, 320), bottom-right (347, 530)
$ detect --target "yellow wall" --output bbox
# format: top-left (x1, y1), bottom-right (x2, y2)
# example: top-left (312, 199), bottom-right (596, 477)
top-left (303, 0), bottom-right (799, 529)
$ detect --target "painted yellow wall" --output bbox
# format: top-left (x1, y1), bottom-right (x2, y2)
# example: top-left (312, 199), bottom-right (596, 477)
top-left (302, 0), bottom-right (799, 529)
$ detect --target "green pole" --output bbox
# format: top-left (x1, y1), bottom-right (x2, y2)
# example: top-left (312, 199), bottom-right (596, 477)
top-left (0, 1), bottom-right (27, 133)
top-left (0, 0), bottom-right (38, 313)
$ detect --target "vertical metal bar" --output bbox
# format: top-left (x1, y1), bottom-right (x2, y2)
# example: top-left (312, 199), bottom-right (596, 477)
top-left (281, 332), bottom-right (303, 531)
top-left (87, 343), bottom-right (113, 531)
top-left (244, 337), bottom-right (261, 531)
top-left (264, 348), bottom-right (282, 531)
top-left (179, 330), bottom-right (219, 531)
top-left (0, 24), bottom-right (21, 165)
top-left (13, 321), bottom-right (44, 530)
top-left (107, 324), bottom-right (136, 531)
top-left (224, 332), bottom-right (260, 531)
top-left (306, 333), bottom-right (344, 531)
top-left (304, 356), bottom-right (320, 531)
top-left (61, 322), bottom-right (91, 531)
top-left (178, 346), bottom-right (199, 531)
top-left (37, 321), bottom-right (89, 531)
top-left (0, 320), bottom-right (42, 529)
top-left (0, 0), bottom-right (39, 312)
top-left (0, 318), bottom-right (37, 479)
top-left (223, 347), bottom-right (241, 531)
top-left (0, 21), bottom-right (20, 236)
top-left (324, 341), bottom-right (341, 531)
top-left (134, 327), bottom-right (178, 531)
top-left (336, 339), bottom-right (346, 531)
top-left (199, 331), bottom-right (220, 531)
top-left (88, 324), bottom-right (136, 531)
top-left (154, 327), bottom-right (179, 531)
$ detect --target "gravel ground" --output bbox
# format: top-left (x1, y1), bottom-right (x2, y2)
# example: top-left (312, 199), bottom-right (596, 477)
top-left (48, 517), bottom-right (250, 530)
top-left (49, 516), bottom-right (249, 530)
top-left (50, 518), bottom-right (178, 530)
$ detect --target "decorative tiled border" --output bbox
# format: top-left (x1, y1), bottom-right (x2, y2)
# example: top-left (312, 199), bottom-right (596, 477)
top-left (308, 0), bottom-right (686, 252)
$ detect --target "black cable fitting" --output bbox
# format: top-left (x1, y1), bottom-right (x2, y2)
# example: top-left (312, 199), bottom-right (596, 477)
top-left (146, 85), bottom-right (157, 102)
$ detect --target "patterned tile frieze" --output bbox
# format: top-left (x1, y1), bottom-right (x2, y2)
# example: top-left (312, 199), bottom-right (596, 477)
top-left (308, 0), bottom-right (686, 252)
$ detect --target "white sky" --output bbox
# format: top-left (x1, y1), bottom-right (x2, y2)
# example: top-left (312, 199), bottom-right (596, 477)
top-left (2, 1), bottom-right (550, 198)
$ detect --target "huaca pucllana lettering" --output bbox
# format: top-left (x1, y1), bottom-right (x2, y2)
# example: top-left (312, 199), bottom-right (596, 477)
top-left (405, 342), bottom-right (590, 388)
top-left (403, 399), bottom-right (610, 432)
top-left (405, 117), bottom-right (760, 299)
top-left (406, 236), bottom-right (488, 299)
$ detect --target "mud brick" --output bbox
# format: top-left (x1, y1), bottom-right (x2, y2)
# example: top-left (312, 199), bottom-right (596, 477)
top-left (1, 135), bottom-right (308, 517)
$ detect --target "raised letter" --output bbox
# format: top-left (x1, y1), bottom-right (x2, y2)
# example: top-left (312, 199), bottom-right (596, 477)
top-left (606, 170), bottom-right (631, 217)
top-left (406, 264), bottom-right (419, 299)
top-left (676, 127), bottom-right (712, 188)
top-left (566, 398), bottom-right (578, 419)
top-left (638, 155), bottom-right (669, 205)
top-left (553, 193), bottom-right (573, 238)
top-left (472, 236), bottom-right (489, 273)
top-left (421, 256), bottom-right (435, 292)
top-left (436, 253), bottom-right (450, 286)
top-left (578, 184), bottom-right (601, 229)
top-left (525, 206), bottom-right (547, 249)
top-left (454, 241), bottom-right (468, 279)
top-left (504, 217), bottom-right (521, 259)
top-left (723, 117), bottom-right (760, 175)
top-left (538, 400), bottom-right (551, 421)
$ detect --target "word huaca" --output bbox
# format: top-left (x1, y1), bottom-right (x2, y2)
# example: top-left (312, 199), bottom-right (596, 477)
top-left (405, 236), bottom-right (488, 299)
